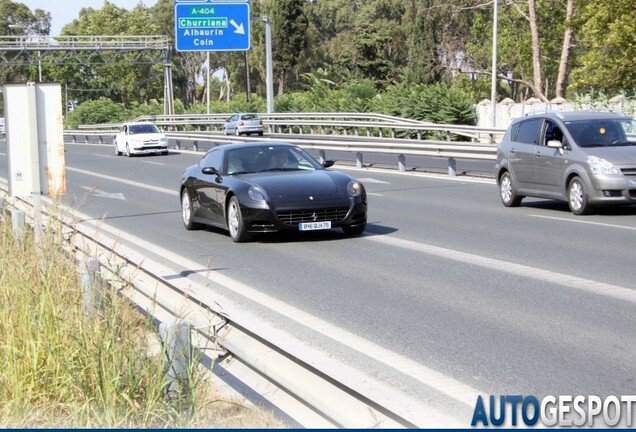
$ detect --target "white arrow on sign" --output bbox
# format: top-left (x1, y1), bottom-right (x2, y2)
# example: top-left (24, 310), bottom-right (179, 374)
top-left (81, 186), bottom-right (126, 200)
top-left (230, 19), bottom-right (245, 34)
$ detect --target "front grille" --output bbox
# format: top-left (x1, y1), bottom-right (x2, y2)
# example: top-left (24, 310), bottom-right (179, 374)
top-left (620, 168), bottom-right (636, 176)
top-left (277, 207), bottom-right (349, 225)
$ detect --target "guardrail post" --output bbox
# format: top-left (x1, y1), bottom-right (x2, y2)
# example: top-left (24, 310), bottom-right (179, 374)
top-left (72, 134), bottom-right (77, 144)
top-left (160, 321), bottom-right (192, 408)
top-left (318, 150), bottom-right (326, 164)
top-left (193, 140), bottom-right (198, 152)
top-left (98, 136), bottom-right (103, 144)
top-left (175, 139), bottom-right (181, 150)
top-left (0, 197), bottom-right (5, 215)
top-left (11, 209), bottom-right (25, 242)
top-left (398, 154), bottom-right (406, 172)
top-left (448, 157), bottom-right (457, 176)
top-left (85, 135), bottom-right (90, 143)
top-left (80, 258), bottom-right (103, 319)
top-left (356, 152), bottom-right (363, 169)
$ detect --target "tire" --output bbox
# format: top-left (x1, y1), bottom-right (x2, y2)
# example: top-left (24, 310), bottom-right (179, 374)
top-left (181, 189), bottom-right (201, 230)
top-left (342, 222), bottom-right (366, 236)
top-left (162, 150), bottom-right (169, 155)
top-left (499, 171), bottom-right (522, 207)
top-left (235, 128), bottom-right (241, 136)
top-left (125, 143), bottom-right (132, 157)
top-left (258, 132), bottom-right (264, 136)
top-left (568, 177), bottom-right (593, 215)
top-left (227, 196), bottom-right (250, 242)
top-left (114, 141), bottom-right (122, 156)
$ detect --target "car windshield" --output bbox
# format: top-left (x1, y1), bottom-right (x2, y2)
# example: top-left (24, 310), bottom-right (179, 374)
top-left (224, 145), bottom-right (323, 175)
top-left (564, 118), bottom-right (636, 147)
top-left (129, 123), bottom-right (160, 134)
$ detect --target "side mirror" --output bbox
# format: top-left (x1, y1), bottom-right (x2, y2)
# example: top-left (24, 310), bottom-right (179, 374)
top-left (322, 160), bottom-right (335, 168)
top-left (202, 167), bottom-right (221, 177)
top-left (547, 140), bottom-right (563, 149)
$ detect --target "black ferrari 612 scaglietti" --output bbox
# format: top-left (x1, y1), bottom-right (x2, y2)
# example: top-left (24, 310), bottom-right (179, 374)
top-left (179, 142), bottom-right (368, 242)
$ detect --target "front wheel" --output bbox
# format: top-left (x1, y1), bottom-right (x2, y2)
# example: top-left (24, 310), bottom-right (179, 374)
top-left (114, 141), bottom-right (122, 156)
top-left (125, 143), bottom-right (132, 157)
top-left (499, 171), bottom-right (522, 207)
top-left (181, 189), bottom-right (201, 230)
top-left (568, 177), bottom-right (593, 215)
top-left (227, 196), bottom-right (250, 242)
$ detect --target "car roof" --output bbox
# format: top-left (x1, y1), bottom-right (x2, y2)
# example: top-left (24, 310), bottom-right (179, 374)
top-left (124, 121), bottom-right (157, 126)
top-left (517, 110), bottom-right (630, 123)
top-left (212, 142), bottom-right (295, 153)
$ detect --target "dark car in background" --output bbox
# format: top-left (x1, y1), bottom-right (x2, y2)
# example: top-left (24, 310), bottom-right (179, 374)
top-left (179, 142), bottom-right (367, 242)
top-left (495, 110), bottom-right (636, 215)
top-left (223, 113), bottom-right (264, 136)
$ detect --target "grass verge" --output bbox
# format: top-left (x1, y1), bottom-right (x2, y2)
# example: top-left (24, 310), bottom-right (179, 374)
top-left (0, 210), bottom-right (286, 428)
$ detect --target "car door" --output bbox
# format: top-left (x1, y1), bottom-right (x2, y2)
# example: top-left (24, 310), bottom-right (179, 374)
top-left (534, 120), bottom-right (568, 193)
top-left (193, 150), bottom-right (227, 225)
top-left (510, 118), bottom-right (543, 188)
top-left (115, 125), bottom-right (127, 151)
top-left (226, 115), bottom-right (238, 134)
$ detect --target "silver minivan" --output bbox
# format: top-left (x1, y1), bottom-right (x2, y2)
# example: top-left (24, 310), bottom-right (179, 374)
top-left (495, 111), bottom-right (636, 215)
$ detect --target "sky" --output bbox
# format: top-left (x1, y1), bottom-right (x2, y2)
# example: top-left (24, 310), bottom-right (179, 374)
top-left (22, 0), bottom-right (159, 36)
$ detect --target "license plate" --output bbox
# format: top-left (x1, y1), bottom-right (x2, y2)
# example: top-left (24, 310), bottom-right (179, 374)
top-left (299, 221), bottom-right (331, 231)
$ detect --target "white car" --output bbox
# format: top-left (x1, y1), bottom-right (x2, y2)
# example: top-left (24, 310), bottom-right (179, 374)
top-left (114, 122), bottom-right (169, 157)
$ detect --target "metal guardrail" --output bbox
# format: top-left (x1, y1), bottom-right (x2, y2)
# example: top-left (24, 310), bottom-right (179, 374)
top-left (0, 185), bottom-right (423, 428)
top-left (66, 117), bottom-right (499, 175)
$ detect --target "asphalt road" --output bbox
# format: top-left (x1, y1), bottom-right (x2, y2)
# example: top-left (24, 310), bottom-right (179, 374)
top-left (1, 140), bottom-right (635, 425)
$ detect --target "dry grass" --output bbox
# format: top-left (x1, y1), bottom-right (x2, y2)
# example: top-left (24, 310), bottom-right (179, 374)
top-left (0, 211), bottom-right (287, 428)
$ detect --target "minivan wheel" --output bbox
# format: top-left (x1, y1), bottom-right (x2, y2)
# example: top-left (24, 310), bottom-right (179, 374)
top-left (568, 177), bottom-right (593, 215)
top-left (499, 171), bottom-right (522, 207)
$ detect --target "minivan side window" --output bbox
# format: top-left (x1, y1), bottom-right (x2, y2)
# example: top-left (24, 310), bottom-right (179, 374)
top-left (544, 120), bottom-right (565, 145)
top-left (515, 118), bottom-right (543, 145)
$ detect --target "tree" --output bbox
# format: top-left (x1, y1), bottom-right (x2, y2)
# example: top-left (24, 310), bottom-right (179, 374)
top-left (0, 0), bottom-right (51, 87)
top-left (269, 0), bottom-right (309, 94)
top-left (569, 0), bottom-right (636, 96)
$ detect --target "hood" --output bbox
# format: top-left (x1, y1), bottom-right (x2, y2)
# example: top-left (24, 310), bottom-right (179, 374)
top-left (245, 170), bottom-right (341, 203)
top-left (130, 133), bottom-right (165, 141)
top-left (584, 145), bottom-right (636, 166)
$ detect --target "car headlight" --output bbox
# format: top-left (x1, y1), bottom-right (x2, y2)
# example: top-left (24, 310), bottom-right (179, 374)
top-left (347, 180), bottom-right (362, 197)
top-left (587, 156), bottom-right (620, 175)
top-left (248, 186), bottom-right (269, 202)
top-left (159, 136), bottom-right (168, 145)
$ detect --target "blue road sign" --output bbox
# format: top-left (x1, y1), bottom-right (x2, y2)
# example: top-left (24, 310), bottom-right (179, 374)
top-left (174, 1), bottom-right (250, 52)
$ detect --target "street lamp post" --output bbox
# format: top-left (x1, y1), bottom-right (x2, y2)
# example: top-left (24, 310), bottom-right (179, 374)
top-left (490, 0), bottom-right (498, 130)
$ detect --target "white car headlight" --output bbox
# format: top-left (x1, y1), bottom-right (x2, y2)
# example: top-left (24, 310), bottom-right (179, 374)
top-left (248, 186), bottom-right (269, 202)
top-left (347, 180), bottom-right (362, 197)
top-left (587, 156), bottom-right (620, 175)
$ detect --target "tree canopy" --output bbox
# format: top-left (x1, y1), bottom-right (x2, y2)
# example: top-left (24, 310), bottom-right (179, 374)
top-left (1, 0), bottom-right (633, 120)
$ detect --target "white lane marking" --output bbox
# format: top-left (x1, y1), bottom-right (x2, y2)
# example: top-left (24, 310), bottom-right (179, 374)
top-left (75, 214), bottom-right (482, 409)
top-left (529, 214), bottom-right (636, 231)
top-left (367, 235), bottom-right (636, 304)
top-left (357, 177), bottom-right (390, 184)
top-left (93, 154), bottom-right (111, 157)
top-left (367, 193), bottom-right (384, 196)
top-left (142, 160), bottom-right (166, 166)
top-left (80, 186), bottom-right (125, 200)
top-left (67, 167), bottom-right (177, 196)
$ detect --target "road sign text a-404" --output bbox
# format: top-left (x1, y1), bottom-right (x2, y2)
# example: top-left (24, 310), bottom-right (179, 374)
top-left (174, 0), bottom-right (251, 52)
